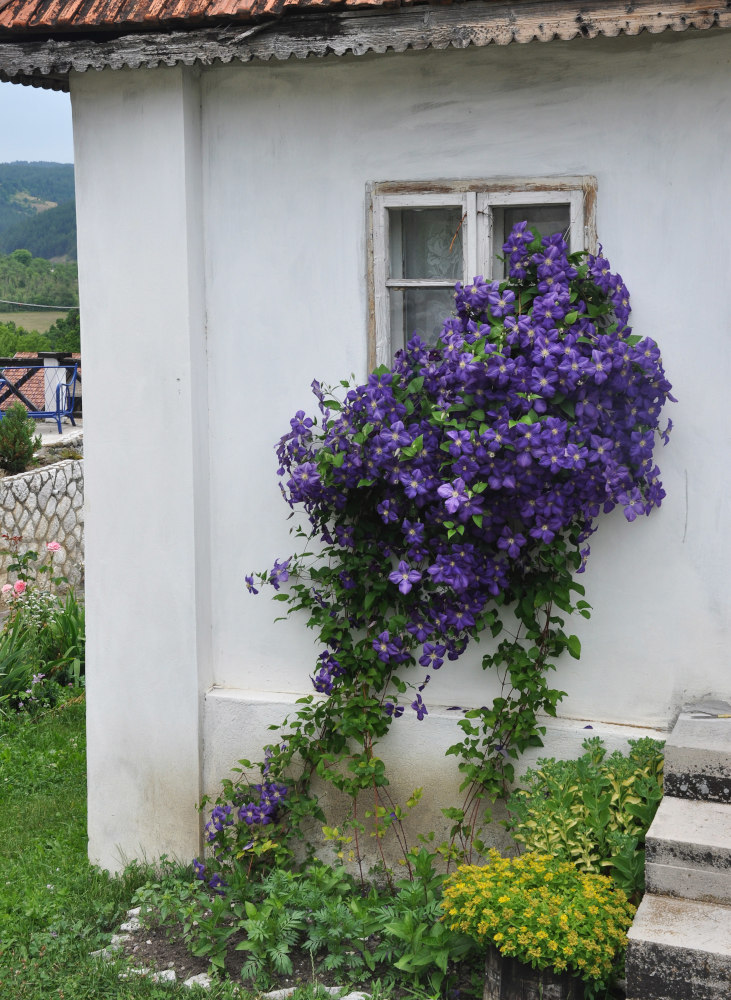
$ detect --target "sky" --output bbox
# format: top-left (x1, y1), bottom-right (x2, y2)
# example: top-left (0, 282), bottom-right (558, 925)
top-left (1, 80), bottom-right (74, 163)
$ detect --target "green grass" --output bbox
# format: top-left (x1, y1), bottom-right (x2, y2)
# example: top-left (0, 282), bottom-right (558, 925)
top-left (0, 699), bottom-right (256, 1000)
top-left (0, 311), bottom-right (67, 335)
top-left (0, 699), bottom-right (465, 1000)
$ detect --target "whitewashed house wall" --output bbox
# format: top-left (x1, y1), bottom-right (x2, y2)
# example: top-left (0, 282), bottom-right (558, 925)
top-left (73, 27), bottom-right (730, 870)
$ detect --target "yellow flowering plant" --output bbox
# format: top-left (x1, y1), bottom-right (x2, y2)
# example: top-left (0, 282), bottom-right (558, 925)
top-left (441, 850), bottom-right (635, 993)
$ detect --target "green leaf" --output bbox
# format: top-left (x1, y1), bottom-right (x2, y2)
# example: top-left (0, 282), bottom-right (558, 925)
top-left (567, 634), bottom-right (582, 659)
top-left (364, 589), bottom-right (379, 611)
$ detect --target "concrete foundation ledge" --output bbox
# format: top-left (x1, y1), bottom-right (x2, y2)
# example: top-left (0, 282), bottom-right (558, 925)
top-left (201, 686), bottom-right (666, 868)
top-left (202, 686), bottom-right (667, 795)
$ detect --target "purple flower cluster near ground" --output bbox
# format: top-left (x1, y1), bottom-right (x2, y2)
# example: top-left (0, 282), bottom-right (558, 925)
top-left (194, 780), bottom-right (289, 891)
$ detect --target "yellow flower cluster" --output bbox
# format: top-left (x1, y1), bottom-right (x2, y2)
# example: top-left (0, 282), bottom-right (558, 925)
top-left (441, 850), bottom-right (635, 986)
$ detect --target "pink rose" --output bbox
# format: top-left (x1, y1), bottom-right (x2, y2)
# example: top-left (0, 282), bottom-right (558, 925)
top-left (47, 541), bottom-right (62, 552)
top-left (13, 580), bottom-right (27, 595)
top-left (1, 584), bottom-right (12, 595)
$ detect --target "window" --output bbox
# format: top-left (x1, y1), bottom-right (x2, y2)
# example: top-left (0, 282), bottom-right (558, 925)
top-left (368, 177), bottom-right (597, 367)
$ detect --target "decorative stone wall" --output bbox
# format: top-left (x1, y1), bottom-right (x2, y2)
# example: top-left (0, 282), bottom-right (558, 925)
top-left (0, 456), bottom-right (84, 589)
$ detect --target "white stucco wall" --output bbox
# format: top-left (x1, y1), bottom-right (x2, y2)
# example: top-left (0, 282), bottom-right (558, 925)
top-left (73, 27), bottom-right (731, 867)
top-left (73, 66), bottom-right (211, 870)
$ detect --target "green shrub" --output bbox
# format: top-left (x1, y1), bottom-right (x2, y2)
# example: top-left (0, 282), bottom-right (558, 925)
top-left (504, 737), bottom-right (664, 898)
top-left (0, 613), bottom-right (33, 708)
top-left (0, 402), bottom-right (41, 474)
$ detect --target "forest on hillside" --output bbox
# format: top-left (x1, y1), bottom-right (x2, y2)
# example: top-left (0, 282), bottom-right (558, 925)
top-left (0, 162), bottom-right (76, 260)
top-left (0, 201), bottom-right (76, 260)
top-left (0, 248), bottom-right (80, 352)
top-left (0, 249), bottom-right (78, 310)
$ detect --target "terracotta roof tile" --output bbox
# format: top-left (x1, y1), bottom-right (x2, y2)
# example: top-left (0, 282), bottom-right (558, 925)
top-left (45, 0), bottom-right (86, 29)
top-left (207, 0), bottom-right (244, 15)
top-left (31, 0), bottom-right (68, 25)
top-left (0, 0), bottom-right (408, 33)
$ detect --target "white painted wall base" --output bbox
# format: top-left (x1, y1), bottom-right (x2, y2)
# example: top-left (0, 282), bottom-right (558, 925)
top-left (203, 687), bottom-right (667, 867)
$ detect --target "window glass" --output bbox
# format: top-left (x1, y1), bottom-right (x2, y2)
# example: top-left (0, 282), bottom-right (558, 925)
top-left (389, 287), bottom-right (457, 348)
top-left (370, 180), bottom-right (594, 366)
top-left (389, 207), bottom-right (463, 281)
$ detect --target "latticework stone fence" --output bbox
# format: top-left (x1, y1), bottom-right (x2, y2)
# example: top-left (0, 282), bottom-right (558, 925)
top-left (0, 454), bottom-right (84, 589)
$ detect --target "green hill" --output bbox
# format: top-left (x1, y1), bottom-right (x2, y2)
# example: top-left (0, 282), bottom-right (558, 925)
top-left (0, 200), bottom-right (77, 259)
top-left (0, 162), bottom-right (76, 260)
top-left (0, 249), bottom-right (78, 312)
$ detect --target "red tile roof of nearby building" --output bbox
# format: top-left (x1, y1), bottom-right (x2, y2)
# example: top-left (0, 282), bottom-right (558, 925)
top-left (0, 0), bottom-right (403, 33)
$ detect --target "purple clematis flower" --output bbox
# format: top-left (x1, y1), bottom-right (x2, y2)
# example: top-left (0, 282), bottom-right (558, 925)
top-left (437, 477), bottom-right (469, 514)
top-left (389, 560), bottom-right (422, 595)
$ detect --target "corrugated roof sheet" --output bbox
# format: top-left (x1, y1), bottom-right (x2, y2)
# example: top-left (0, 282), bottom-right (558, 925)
top-left (0, 0), bottom-right (408, 32)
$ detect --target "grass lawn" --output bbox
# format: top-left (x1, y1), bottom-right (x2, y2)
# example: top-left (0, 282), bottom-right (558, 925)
top-left (0, 311), bottom-right (68, 335)
top-left (0, 697), bottom-right (245, 1000)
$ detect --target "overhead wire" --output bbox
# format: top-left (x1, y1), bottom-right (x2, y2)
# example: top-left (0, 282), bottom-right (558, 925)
top-left (0, 298), bottom-right (78, 310)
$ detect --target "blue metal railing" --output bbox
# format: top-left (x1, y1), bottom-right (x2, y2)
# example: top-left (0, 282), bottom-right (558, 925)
top-left (0, 363), bottom-right (79, 434)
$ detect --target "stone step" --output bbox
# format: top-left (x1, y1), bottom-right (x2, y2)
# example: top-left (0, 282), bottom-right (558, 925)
top-left (645, 796), bottom-right (731, 905)
top-left (626, 894), bottom-right (731, 1000)
top-left (662, 704), bottom-right (731, 803)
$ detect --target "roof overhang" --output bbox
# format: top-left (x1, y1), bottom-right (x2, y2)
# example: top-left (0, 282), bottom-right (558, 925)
top-left (1, 0), bottom-right (729, 91)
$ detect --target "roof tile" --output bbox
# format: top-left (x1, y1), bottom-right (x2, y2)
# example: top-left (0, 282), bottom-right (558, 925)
top-left (51, 0), bottom-right (89, 29)
top-left (0, 0), bottom-right (410, 32)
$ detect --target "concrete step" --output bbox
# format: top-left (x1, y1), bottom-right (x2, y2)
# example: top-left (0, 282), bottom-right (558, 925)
top-left (626, 894), bottom-right (731, 999)
top-left (645, 797), bottom-right (731, 906)
top-left (663, 704), bottom-right (731, 804)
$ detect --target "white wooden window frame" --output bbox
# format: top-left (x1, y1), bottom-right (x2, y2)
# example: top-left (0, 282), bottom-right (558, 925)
top-left (367, 177), bottom-right (597, 368)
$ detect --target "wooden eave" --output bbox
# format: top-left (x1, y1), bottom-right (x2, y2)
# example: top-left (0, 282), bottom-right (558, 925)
top-left (0, 0), bottom-right (729, 90)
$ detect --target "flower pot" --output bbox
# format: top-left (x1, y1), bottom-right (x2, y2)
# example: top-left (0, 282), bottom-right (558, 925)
top-left (484, 946), bottom-right (585, 1000)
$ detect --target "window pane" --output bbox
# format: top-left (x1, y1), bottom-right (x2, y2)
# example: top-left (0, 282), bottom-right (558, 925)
top-left (389, 207), bottom-right (464, 281)
top-left (390, 287), bottom-right (457, 350)
top-left (503, 204), bottom-right (571, 243)
top-left (494, 203), bottom-right (571, 276)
